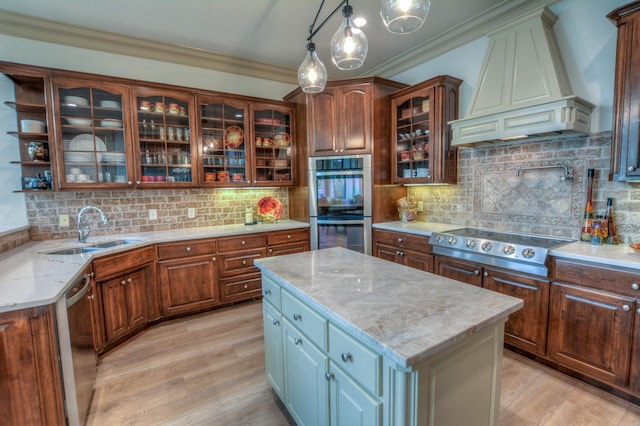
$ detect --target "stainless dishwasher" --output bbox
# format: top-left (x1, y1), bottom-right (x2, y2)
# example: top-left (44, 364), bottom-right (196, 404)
top-left (55, 271), bottom-right (97, 426)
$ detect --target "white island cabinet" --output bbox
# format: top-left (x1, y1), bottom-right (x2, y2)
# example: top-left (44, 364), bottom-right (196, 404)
top-left (255, 247), bottom-right (523, 426)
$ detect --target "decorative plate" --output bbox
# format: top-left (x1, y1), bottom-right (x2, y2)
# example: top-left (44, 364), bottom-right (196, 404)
top-left (257, 196), bottom-right (283, 222)
top-left (224, 125), bottom-right (244, 149)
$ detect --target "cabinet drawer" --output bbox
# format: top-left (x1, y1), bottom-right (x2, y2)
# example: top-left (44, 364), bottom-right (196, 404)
top-left (218, 249), bottom-right (267, 277)
top-left (93, 246), bottom-right (154, 281)
top-left (220, 274), bottom-right (262, 302)
top-left (218, 234), bottom-right (267, 252)
top-left (374, 229), bottom-right (431, 253)
top-left (262, 276), bottom-right (282, 310)
top-left (157, 239), bottom-right (216, 261)
top-left (552, 258), bottom-right (640, 298)
top-left (282, 291), bottom-right (327, 350)
top-left (328, 323), bottom-right (381, 396)
top-left (268, 229), bottom-right (309, 246)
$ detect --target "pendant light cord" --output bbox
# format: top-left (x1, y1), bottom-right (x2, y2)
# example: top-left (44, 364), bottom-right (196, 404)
top-left (307, 0), bottom-right (348, 41)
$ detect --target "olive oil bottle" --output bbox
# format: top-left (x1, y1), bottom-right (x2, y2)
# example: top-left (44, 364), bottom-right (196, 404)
top-left (580, 169), bottom-right (595, 242)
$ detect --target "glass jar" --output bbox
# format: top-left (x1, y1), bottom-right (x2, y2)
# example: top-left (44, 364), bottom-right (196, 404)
top-left (590, 217), bottom-right (608, 245)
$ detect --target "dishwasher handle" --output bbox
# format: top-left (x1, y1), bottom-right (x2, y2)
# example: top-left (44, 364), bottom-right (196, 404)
top-left (66, 273), bottom-right (92, 308)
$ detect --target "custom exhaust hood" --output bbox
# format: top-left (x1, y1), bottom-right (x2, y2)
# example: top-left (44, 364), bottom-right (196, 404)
top-left (449, 7), bottom-right (594, 147)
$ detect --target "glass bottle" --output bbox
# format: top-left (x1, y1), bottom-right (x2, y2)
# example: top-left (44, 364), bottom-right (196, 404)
top-left (245, 206), bottom-right (254, 226)
top-left (580, 168), bottom-right (594, 242)
top-left (604, 197), bottom-right (618, 244)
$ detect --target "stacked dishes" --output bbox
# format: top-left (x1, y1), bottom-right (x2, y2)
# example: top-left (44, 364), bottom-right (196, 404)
top-left (101, 152), bottom-right (126, 164)
top-left (65, 134), bottom-right (106, 163)
top-left (416, 168), bottom-right (429, 177)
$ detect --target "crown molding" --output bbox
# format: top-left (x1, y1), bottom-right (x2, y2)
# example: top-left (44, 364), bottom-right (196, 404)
top-left (0, 9), bottom-right (300, 85)
top-left (367, 0), bottom-right (558, 78)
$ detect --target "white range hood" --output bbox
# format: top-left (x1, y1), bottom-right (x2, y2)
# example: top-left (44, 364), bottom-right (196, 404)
top-left (450, 7), bottom-right (594, 147)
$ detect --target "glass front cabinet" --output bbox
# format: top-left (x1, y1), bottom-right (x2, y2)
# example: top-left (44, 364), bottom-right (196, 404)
top-left (197, 96), bottom-right (250, 186)
top-left (134, 88), bottom-right (196, 186)
top-left (251, 104), bottom-right (293, 186)
top-left (390, 75), bottom-right (462, 185)
top-left (54, 79), bottom-right (131, 189)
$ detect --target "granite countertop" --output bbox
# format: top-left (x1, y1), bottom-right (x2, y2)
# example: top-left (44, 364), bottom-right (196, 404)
top-left (0, 221), bottom-right (309, 314)
top-left (374, 221), bottom-right (640, 271)
top-left (255, 247), bottom-right (523, 368)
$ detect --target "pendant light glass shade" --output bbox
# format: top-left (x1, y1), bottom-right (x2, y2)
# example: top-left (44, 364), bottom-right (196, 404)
top-left (330, 5), bottom-right (368, 70)
top-left (298, 42), bottom-right (328, 93)
top-left (380, 0), bottom-right (431, 34)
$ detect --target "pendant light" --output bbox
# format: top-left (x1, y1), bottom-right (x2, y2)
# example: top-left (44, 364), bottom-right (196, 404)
top-left (298, 42), bottom-right (328, 93)
top-left (330, 4), bottom-right (368, 70)
top-left (380, 0), bottom-right (431, 34)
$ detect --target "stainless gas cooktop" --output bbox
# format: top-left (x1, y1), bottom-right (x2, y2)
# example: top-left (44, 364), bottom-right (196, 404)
top-left (428, 228), bottom-right (574, 277)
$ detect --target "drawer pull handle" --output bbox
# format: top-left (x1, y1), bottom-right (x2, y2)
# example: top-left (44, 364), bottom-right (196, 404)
top-left (623, 304), bottom-right (631, 311)
top-left (264, 289), bottom-right (272, 296)
top-left (325, 372), bottom-right (334, 381)
top-left (272, 319), bottom-right (280, 326)
top-left (293, 313), bottom-right (301, 321)
top-left (397, 238), bottom-right (403, 243)
top-left (294, 338), bottom-right (301, 345)
top-left (632, 283), bottom-right (639, 290)
top-left (341, 353), bottom-right (352, 362)
top-left (186, 247), bottom-right (191, 252)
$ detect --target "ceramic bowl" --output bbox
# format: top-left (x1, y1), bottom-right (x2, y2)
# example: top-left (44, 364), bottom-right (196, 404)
top-left (20, 119), bottom-right (46, 133)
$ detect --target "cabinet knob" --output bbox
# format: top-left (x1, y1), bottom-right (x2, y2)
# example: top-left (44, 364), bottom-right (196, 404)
top-left (294, 337), bottom-right (302, 345)
top-left (325, 372), bottom-right (334, 381)
top-left (243, 284), bottom-right (248, 289)
top-left (212, 256), bottom-right (216, 261)
top-left (632, 283), bottom-right (639, 290)
top-left (269, 248), bottom-right (273, 253)
top-left (127, 277), bottom-right (132, 283)
top-left (287, 235), bottom-right (291, 239)
top-left (242, 260), bottom-right (247, 265)
top-left (623, 304), bottom-right (631, 311)
top-left (341, 353), bottom-right (352, 363)
top-left (185, 247), bottom-right (191, 252)
top-left (120, 279), bottom-right (126, 286)
top-left (483, 272), bottom-right (488, 277)
top-left (241, 240), bottom-right (246, 245)
top-left (293, 313), bottom-right (301, 321)
top-left (340, 149), bottom-right (344, 153)
top-left (397, 238), bottom-right (403, 243)
top-left (272, 318), bottom-right (280, 326)
top-left (87, 294), bottom-right (95, 300)
top-left (264, 289), bottom-right (272, 296)
top-left (628, 166), bottom-right (636, 172)
top-left (474, 270), bottom-right (480, 275)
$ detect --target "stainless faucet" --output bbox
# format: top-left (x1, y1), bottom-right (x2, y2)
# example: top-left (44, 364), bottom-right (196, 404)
top-left (78, 206), bottom-right (109, 243)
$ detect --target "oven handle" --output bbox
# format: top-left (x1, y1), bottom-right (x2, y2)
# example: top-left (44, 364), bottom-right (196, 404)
top-left (314, 170), bottom-right (365, 177)
top-left (66, 273), bottom-right (92, 308)
top-left (318, 219), bottom-right (365, 225)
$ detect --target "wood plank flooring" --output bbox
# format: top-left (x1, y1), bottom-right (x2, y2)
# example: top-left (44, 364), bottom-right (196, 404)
top-left (87, 301), bottom-right (640, 425)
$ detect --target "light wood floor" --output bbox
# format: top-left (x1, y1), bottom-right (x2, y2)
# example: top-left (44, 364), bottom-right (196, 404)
top-left (87, 301), bottom-right (640, 426)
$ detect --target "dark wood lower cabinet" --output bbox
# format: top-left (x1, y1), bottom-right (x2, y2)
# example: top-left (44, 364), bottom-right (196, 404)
top-left (434, 256), bottom-right (483, 287)
top-left (547, 282), bottom-right (634, 387)
top-left (0, 306), bottom-right (65, 425)
top-left (100, 268), bottom-right (150, 343)
top-left (372, 229), bottom-right (434, 273)
top-left (630, 304), bottom-right (640, 394)
top-left (158, 254), bottom-right (218, 316)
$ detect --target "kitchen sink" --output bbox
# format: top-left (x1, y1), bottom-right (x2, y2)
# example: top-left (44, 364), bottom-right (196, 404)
top-left (43, 238), bottom-right (143, 255)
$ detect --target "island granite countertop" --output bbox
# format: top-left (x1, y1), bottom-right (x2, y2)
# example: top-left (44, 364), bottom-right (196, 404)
top-left (0, 220), bottom-right (309, 313)
top-left (254, 247), bottom-right (523, 368)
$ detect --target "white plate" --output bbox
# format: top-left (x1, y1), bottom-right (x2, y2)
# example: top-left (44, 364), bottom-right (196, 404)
top-left (69, 134), bottom-right (106, 162)
top-left (100, 119), bottom-right (122, 128)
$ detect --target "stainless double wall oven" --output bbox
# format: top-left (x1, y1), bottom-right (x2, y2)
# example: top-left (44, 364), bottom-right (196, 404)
top-left (309, 155), bottom-right (372, 254)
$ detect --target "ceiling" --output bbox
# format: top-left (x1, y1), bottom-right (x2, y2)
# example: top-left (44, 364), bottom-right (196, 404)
top-left (0, 0), bottom-right (556, 85)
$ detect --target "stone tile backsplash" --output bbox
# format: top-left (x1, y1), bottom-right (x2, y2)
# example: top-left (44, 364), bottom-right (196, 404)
top-left (409, 131), bottom-right (640, 242)
top-left (25, 188), bottom-right (289, 241)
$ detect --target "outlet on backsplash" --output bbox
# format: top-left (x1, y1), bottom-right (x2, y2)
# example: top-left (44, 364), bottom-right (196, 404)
top-left (59, 215), bottom-right (69, 227)
top-left (187, 208), bottom-right (196, 219)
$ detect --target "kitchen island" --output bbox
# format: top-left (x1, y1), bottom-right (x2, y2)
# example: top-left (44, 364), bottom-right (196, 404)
top-left (255, 247), bottom-right (523, 426)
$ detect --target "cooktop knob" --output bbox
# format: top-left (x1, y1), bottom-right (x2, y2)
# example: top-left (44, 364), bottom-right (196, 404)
top-left (522, 248), bottom-right (536, 258)
top-left (466, 239), bottom-right (477, 249)
top-left (481, 242), bottom-right (492, 252)
top-left (503, 245), bottom-right (515, 255)
top-left (448, 236), bottom-right (458, 245)
top-left (435, 235), bottom-right (445, 244)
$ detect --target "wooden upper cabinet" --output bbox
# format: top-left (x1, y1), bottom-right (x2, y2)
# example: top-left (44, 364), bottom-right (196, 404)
top-left (390, 75), bottom-right (462, 184)
top-left (305, 78), bottom-right (405, 157)
top-left (609, 1), bottom-right (640, 181)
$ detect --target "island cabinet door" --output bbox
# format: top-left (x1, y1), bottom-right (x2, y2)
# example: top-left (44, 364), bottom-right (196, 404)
top-left (328, 361), bottom-right (382, 426)
top-left (282, 319), bottom-right (329, 426)
top-left (263, 301), bottom-right (285, 401)
top-left (483, 268), bottom-right (550, 356)
top-left (547, 282), bottom-right (634, 387)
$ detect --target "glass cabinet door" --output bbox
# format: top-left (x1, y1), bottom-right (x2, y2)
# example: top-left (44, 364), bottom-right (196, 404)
top-left (251, 105), bottom-right (293, 186)
top-left (393, 89), bottom-right (433, 183)
top-left (134, 90), bottom-right (195, 185)
top-left (55, 80), bottom-right (130, 188)
top-left (198, 97), bottom-right (249, 186)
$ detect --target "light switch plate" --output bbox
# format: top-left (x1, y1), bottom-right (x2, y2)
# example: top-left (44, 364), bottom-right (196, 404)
top-left (149, 209), bottom-right (157, 220)
top-left (187, 208), bottom-right (196, 219)
top-left (59, 214), bottom-right (69, 227)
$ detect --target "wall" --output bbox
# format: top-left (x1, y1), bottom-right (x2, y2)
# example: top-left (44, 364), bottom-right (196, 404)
top-left (26, 187), bottom-right (289, 241)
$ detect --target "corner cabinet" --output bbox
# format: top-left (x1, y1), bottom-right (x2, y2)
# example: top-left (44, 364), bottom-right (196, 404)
top-left (391, 75), bottom-right (462, 184)
top-left (609, 1), bottom-right (640, 181)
